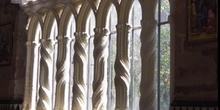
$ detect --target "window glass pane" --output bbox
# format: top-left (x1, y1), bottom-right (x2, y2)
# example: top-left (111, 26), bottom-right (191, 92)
top-left (110, 6), bottom-right (117, 32)
top-left (89, 13), bottom-right (96, 36)
top-left (51, 21), bottom-right (58, 108)
top-left (132, 29), bottom-right (141, 110)
top-left (130, 2), bottom-right (142, 109)
top-left (132, 0), bottom-right (142, 28)
top-left (160, 0), bottom-right (170, 22)
top-left (107, 33), bottom-right (116, 110)
top-left (155, 26), bottom-right (159, 109)
top-left (67, 15), bottom-right (75, 38)
top-left (87, 36), bottom-right (94, 110)
top-left (87, 13), bottom-right (95, 109)
top-left (68, 15), bottom-right (75, 110)
top-left (159, 24), bottom-right (170, 110)
top-left (36, 23), bottom-right (42, 102)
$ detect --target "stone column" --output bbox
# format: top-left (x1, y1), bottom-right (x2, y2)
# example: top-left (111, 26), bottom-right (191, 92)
top-left (72, 32), bottom-right (89, 110)
top-left (23, 41), bottom-right (40, 110)
top-left (54, 36), bottom-right (71, 110)
top-left (114, 23), bottom-right (131, 110)
top-left (92, 27), bottom-right (109, 110)
top-left (139, 0), bottom-right (157, 109)
top-left (37, 39), bottom-right (54, 110)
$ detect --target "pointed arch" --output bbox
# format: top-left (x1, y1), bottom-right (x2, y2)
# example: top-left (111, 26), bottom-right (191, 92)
top-left (76, 1), bottom-right (92, 32)
top-left (42, 10), bottom-right (58, 39)
top-left (96, 0), bottom-right (112, 27)
top-left (21, 0), bottom-right (167, 110)
top-left (27, 13), bottom-right (43, 42)
top-left (118, 0), bottom-right (134, 23)
top-left (59, 5), bottom-right (74, 37)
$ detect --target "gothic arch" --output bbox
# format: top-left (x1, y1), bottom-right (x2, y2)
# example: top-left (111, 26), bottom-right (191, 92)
top-left (96, 0), bottom-right (112, 27)
top-left (42, 10), bottom-right (58, 39)
top-left (27, 14), bottom-right (43, 42)
top-left (21, 0), bottom-right (159, 110)
top-left (59, 5), bottom-right (74, 37)
top-left (76, 1), bottom-right (92, 32)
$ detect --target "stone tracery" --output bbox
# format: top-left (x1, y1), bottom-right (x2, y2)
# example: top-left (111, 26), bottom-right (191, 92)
top-left (21, 0), bottom-right (157, 110)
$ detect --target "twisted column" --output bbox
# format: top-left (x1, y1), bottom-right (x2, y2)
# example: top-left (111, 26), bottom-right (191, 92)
top-left (92, 28), bottom-right (109, 110)
top-left (139, 19), bottom-right (157, 110)
top-left (23, 41), bottom-right (40, 110)
top-left (54, 36), bottom-right (71, 110)
top-left (114, 23), bottom-right (131, 110)
top-left (72, 32), bottom-right (89, 110)
top-left (37, 39), bottom-right (54, 110)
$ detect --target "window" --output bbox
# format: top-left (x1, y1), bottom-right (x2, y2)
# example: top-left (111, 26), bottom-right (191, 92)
top-left (22, 0), bottom-right (170, 110)
top-left (156, 0), bottom-right (170, 109)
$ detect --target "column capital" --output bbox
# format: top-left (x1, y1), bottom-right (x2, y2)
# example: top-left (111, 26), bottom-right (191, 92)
top-left (26, 41), bottom-right (40, 47)
top-left (40, 38), bottom-right (56, 45)
top-left (56, 36), bottom-right (72, 42)
top-left (116, 23), bottom-right (132, 32)
top-left (94, 27), bottom-right (109, 36)
top-left (74, 32), bottom-right (89, 39)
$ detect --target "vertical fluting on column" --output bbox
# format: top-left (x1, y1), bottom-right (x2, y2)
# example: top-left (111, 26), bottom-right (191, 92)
top-left (139, 0), bottom-right (157, 109)
top-left (37, 39), bottom-right (54, 110)
top-left (72, 32), bottom-right (89, 110)
top-left (92, 27), bottom-right (109, 110)
top-left (23, 41), bottom-right (39, 110)
top-left (54, 36), bottom-right (71, 110)
top-left (114, 23), bottom-right (131, 110)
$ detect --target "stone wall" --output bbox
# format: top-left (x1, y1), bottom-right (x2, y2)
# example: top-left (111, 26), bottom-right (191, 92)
top-left (0, 0), bottom-right (27, 100)
top-left (171, 0), bottom-right (218, 102)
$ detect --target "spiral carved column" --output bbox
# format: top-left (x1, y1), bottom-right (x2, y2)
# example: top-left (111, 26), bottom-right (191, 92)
top-left (139, 0), bottom-right (157, 109)
top-left (92, 28), bottom-right (109, 110)
top-left (54, 36), bottom-right (71, 110)
top-left (139, 19), bottom-right (157, 110)
top-left (114, 24), bottom-right (131, 110)
top-left (23, 41), bottom-right (40, 110)
top-left (72, 32), bottom-right (89, 110)
top-left (37, 39), bottom-right (54, 110)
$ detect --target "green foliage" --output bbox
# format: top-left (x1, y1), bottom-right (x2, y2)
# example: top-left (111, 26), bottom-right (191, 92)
top-left (107, 0), bottom-right (170, 109)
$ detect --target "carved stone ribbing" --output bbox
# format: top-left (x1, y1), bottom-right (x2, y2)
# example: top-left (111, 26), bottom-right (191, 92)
top-left (114, 24), bottom-right (131, 110)
top-left (92, 27), bottom-right (109, 110)
top-left (37, 39), bottom-right (54, 110)
top-left (139, 19), bottom-right (157, 110)
top-left (54, 37), bottom-right (71, 110)
top-left (72, 32), bottom-right (89, 110)
top-left (23, 41), bottom-right (40, 110)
